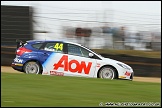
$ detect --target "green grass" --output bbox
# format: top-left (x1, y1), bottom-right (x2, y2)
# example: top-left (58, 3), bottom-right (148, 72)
top-left (92, 49), bottom-right (161, 58)
top-left (1, 73), bottom-right (161, 107)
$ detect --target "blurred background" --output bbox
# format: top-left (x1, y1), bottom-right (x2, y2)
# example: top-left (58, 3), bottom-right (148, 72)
top-left (1, 1), bottom-right (161, 50)
top-left (1, 1), bottom-right (161, 77)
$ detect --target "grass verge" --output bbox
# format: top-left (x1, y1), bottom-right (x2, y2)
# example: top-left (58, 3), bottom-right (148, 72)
top-left (1, 73), bottom-right (161, 107)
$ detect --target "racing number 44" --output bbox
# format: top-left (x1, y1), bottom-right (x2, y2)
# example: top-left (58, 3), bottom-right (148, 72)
top-left (53, 55), bottom-right (92, 74)
top-left (54, 43), bottom-right (63, 51)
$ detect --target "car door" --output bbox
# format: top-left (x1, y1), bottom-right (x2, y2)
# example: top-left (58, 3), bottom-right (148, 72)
top-left (65, 43), bottom-right (97, 78)
top-left (38, 41), bottom-right (67, 75)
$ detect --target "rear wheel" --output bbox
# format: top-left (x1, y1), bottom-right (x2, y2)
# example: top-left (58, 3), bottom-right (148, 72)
top-left (99, 66), bottom-right (117, 79)
top-left (24, 61), bottom-right (41, 74)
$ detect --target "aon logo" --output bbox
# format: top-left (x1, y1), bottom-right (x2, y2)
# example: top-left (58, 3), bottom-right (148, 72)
top-left (53, 55), bottom-right (92, 74)
top-left (14, 58), bottom-right (23, 63)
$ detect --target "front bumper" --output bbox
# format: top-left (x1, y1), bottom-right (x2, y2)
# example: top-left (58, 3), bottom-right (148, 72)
top-left (118, 71), bottom-right (134, 80)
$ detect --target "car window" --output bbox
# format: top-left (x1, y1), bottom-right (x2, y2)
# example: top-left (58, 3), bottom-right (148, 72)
top-left (44, 42), bottom-right (64, 53)
top-left (68, 44), bottom-right (90, 58)
top-left (32, 43), bottom-right (43, 49)
top-left (68, 44), bottom-right (81, 56)
top-left (80, 47), bottom-right (90, 58)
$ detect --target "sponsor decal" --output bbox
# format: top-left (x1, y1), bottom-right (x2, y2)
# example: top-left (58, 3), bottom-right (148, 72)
top-left (43, 72), bottom-right (48, 74)
top-left (125, 71), bottom-right (131, 76)
top-left (96, 63), bottom-right (100, 67)
top-left (50, 71), bottom-right (64, 76)
top-left (14, 58), bottom-right (23, 63)
top-left (14, 63), bottom-right (23, 66)
top-left (119, 76), bottom-right (126, 78)
top-left (53, 55), bottom-right (92, 74)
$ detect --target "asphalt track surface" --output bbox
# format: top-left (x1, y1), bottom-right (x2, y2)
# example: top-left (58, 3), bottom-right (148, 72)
top-left (1, 66), bottom-right (161, 83)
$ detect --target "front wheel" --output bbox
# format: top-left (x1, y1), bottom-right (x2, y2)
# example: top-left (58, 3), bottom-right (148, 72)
top-left (98, 66), bottom-right (117, 79)
top-left (24, 61), bottom-right (41, 74)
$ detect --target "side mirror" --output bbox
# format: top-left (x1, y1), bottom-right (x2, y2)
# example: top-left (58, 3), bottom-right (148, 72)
top-left (89, 53), bottom-right (94, 58)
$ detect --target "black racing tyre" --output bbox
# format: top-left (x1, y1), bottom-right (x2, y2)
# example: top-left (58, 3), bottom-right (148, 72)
top-left (99, 66), bottom-right (117, 79)
top-left (23, 61), bottom-right (41, 74)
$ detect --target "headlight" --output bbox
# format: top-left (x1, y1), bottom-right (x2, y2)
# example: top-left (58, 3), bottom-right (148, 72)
top-left (117, 63), bottom-right (131, 70)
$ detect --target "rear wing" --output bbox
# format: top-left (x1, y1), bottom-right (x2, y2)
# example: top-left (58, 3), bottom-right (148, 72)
top-left (16, 39), bottom-right (25, 49)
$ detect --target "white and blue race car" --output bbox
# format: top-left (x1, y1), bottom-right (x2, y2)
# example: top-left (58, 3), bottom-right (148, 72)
top-left (11, 40), bottom-right (134, 80)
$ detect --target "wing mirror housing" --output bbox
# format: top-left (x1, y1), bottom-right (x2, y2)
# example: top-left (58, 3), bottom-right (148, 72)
top-left (89, 53), bottom-right (94, 58)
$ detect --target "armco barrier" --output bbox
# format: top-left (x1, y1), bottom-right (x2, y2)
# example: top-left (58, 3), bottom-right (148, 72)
top-left (1, 49), bottom-right (161, 78)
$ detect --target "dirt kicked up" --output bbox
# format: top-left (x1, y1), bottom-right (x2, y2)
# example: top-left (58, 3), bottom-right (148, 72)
top-left (1, 66), bottom-right (161, 83)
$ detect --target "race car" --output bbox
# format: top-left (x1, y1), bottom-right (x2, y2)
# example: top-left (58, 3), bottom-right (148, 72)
top-left (11, 40), bottom-right (134, 80)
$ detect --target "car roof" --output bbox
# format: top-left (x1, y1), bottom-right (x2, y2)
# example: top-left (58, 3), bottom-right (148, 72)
top-left (26, 40), bottom-right (82, 46)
